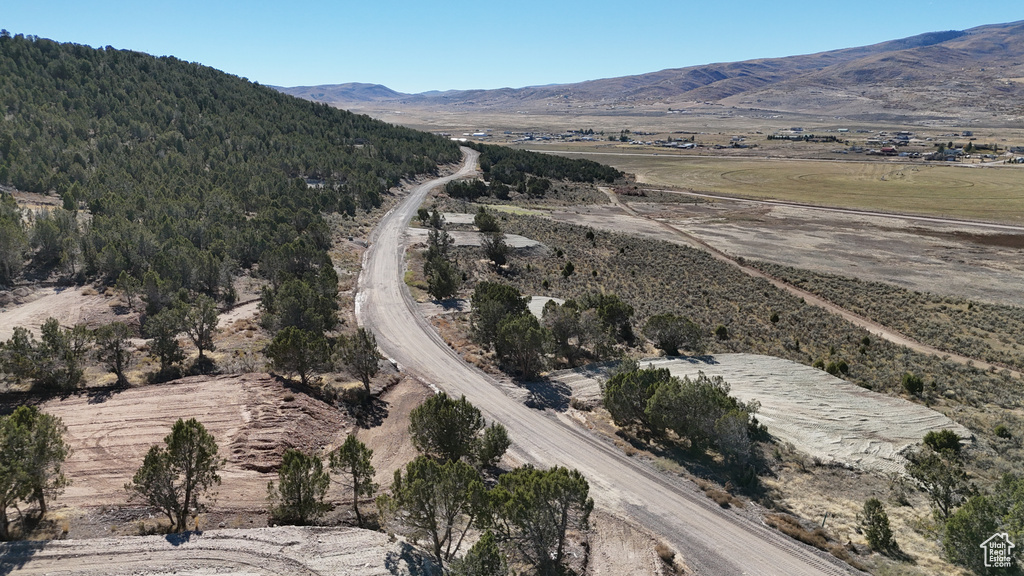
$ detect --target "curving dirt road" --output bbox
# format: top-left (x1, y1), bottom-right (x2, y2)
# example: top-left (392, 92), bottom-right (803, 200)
top-left (598, 186), bottom-right (1023, 380)
top-left (356, 148), bottom-right (857, 575)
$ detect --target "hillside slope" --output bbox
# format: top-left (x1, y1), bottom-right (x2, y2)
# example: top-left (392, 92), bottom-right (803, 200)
top-left (278, 20), bottom-right (1024, 120)
top-left (0, 32), bottom-right (460, 294)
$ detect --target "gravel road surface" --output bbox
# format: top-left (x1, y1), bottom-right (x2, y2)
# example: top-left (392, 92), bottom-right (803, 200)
top-left (356, 148), bottom-right (858, 575)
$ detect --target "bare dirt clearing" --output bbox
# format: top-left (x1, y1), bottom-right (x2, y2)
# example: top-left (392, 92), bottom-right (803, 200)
top-left (587, 512), bottom-right (674, 576)
top-left (0, 526), bottom-right (433, 576)
top-left (0, 286), bottom-right (121, 341)
top-left (549, 196), bottom-right (1024, 309)
top-left (353, 376), bottom-right (432, 489)
top-left (35, 374), bottom-right (348, 512)
top-left (405, 227), bottom-right (544, 249)
top-left (216, 300), bottom-right (260, 329)
top-left (551, 354), bottom-right (970, 475)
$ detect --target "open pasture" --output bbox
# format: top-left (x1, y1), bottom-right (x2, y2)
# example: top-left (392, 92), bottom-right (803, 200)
top-left (550, 152), bottom-right (1024, 223)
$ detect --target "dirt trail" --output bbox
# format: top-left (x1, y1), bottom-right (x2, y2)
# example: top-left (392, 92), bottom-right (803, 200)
top-left (599, 187), bottom-right (1023, 379)
top-left (354, 377), bottom-right (432, 488)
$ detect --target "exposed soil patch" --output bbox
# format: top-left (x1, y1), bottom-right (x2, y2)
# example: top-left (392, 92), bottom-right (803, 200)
top-left (910, 227), bottom-right (1024, 249)
top-left (549, 195), bottom-right (1024, 309)
top-left (0, 286), bottom-right (121, 341)
top-left (353, 376), bottom-right (432, 488)
top-left (587, 511), bottom-right (674, 576)
top-left (25, 374), bottom-right (349, 514)
top-left (0, 525), bottom-right (434, 576)
top-left (550, 354), bottom-right (969, 475)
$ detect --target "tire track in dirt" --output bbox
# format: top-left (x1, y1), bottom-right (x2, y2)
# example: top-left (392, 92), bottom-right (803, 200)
top-left (0, 526), bottom-right (428, 576)
top-left (599, 187), bottom-right (1022, 380)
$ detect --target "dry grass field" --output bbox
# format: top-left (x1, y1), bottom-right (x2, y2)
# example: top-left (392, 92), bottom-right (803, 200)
top-left (535, 151), bottom-right (1024, 223)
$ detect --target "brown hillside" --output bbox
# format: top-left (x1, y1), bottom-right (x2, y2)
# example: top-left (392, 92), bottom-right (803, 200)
top-left (277, 20), bottom-right (1024, 121)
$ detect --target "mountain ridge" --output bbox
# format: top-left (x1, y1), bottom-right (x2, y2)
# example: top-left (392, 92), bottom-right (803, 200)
top-left (276, 20), bottom-right (1024, 121)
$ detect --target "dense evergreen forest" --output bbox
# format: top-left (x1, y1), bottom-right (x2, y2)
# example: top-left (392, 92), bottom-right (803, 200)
top-left (0, 31), bottom-right (460, 298)
top-left (467, 142), bottom-right (622, 185)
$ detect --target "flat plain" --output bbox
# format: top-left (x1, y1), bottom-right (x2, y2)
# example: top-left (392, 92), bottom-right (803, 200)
top-left (531, 150), bottom-right (1024, 224)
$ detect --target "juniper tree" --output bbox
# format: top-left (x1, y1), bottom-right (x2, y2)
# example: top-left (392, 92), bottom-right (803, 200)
top-left (329, 434), bottom-right (377, 527)
top-left (267, 449), bottom-right (330, 525)
top-left (126, 418), bottom-right (222, 532)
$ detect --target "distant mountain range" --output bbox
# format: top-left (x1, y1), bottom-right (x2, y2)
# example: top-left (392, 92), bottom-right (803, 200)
top-left (276, 20), bottom-right (1024, 121)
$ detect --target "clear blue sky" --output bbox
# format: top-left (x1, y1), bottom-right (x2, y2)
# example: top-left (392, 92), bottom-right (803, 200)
top-left (5, 1), bottom-right (1024, 93)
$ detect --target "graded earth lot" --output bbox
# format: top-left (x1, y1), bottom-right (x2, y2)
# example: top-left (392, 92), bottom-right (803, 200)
top-left (551, 354), bottom-right (971, 475)
top-left (0, 526), bottom-right (432, 576)
top-left (29, 374), bottom-right (348, 512)
top-left (0, 286), bottom-right (121, 341)
top-left (406, 227), bottom-right (544, 249)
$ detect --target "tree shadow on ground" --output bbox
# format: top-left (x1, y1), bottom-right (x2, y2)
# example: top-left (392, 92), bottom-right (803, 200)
top-left (617, 429), bottom-right (769, 501)
top-left (344, 396), bottom-right (390, 429)
top-left (519, 378), bottom-right (572, 411)
top-left (165, 530), bottom-right (199, 546)
top-left (384, 541), bottom-right (437, 576)
top-left (86, 384), bottom-right (127, 404)
top-left (675, 354), bottom-right (720, 366)
top-left (187, 356), bottom-right (217, 376)
top-left (435, 298), bottom-right (468, 312)
top-left (0, 541), bottom-right (47, 576)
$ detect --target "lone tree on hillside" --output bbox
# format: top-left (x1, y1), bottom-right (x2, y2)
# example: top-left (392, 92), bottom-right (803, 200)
top-left (36, 318), bottom-right (90, 390)
top-left (265, 326), bottom-right (331, 386)
top-left (338, 328), bottom-right (382, 395)
top-left (471, 282), bottom-right (528, 350)
top-left (377, 456), bottom-right (486, 570)
top-left (901, 372), bottom-right (924, 396)
top-left (923, 429), bottom-right (962, 456)
top-left (116, 271), bottom-right (142, 311)
top-left (408, 393), bottom-right (510, 467)
top-left (862, 498), bottom-right (897, 554)
top-left (410, 393), bottom-right (484, 463)
top-left (642, 314), bottom-right (702, 356)
top-left (329, 434), bottom-right (377, 527)
top-left (16, 406), bottom-right (72, 517)
top-left (267, 448), bottom-right (331, 525)
top-left (481, 232), bottom-right (509, 269)
top-left (143, 308), bottom-right (186, 380)
top-left (0, 413), bottom-right (27, 540)
top-left (495, 313), bottom-right (548, 379)
top-left (489, 465), bottom-right (593, 576)
top-left (126, 418), bottom-right (223, 532)
top-left (95, 321), bottom-right (133, 386)
top-left (178, 295), bottom-right (218, 363)
top-left (424, 228), bottom-right (461, 300)
top-left (425, 258), bottom-right (461, 301)
top-left (0, 406), bottom-right (71, 538)
top-left (473, 207), bottom-right (500, 233)
top-left (906, 447), bottom-right (972, 521)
